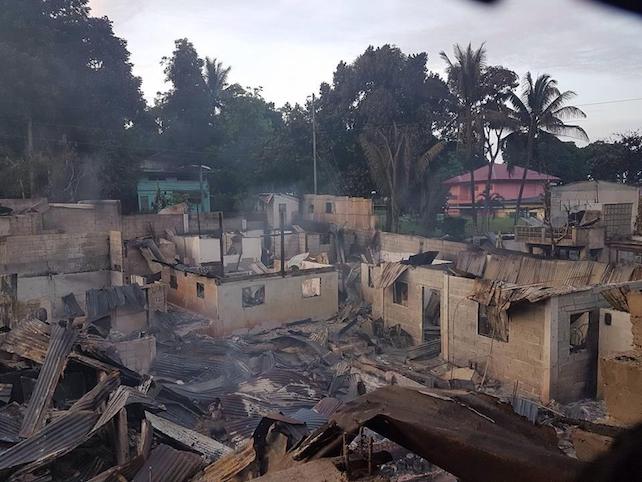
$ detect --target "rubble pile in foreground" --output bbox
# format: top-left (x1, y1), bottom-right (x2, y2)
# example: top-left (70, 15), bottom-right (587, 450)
top-left (0, 304), bottom-right (625, 481)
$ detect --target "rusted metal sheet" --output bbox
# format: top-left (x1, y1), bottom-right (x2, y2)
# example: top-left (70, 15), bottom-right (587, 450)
top-left (0, 410), bottom-right (98, 474)
top-left (19, 324), bottom-right (77, 438)
top-left (69, 371), bottom-right (121, 412)
top-left (1, 319), bottom-right (51, 363)
top-left (293, 386), bottom-right (584, 482)
top-left (373, 262), bottom-right (408, 289)
top-left (94, 386), bottom-right (163, 431)
top-left (196, 439), bottom-right (256, 482)
top-left (131, 444), bottom-right (203, 482)
top-left (145, 411), bottom-right (232, 461)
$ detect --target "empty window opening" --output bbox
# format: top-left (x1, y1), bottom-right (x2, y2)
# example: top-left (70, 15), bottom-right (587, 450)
top-left (570, 312), bottom-right (589, 352)
top-left (196, 282), bottom-right (205, 299)
top-left (243, 285), bottom-right (265, 307)
top-left (393, 281), bottom-right (408, 306)
top-left (320, 233), bottom-right (331, 245)
top-left (308, 204), bottom-right (314, 213)
top-left (477, 304), bottom-right (508, 342)
top-left (325, 202), bottom-right (334, 214)
top-left (367, 266), bottom-right (374, 288)
top-left (604, 312), bottom-right (612, 326)
top-left (302, 277), bottom-right (321, 298)
top-left (170, 274), bottom-right (178, 289)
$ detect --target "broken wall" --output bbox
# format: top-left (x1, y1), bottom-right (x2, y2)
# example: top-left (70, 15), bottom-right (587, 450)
top-left (303, 194), bottom-right (376, 230)
top-left (376, 266), bottom-right (444, 344)
top-left (379, 232), bottom-right (467, 262)
top-left (0, 233), bottom-right (110, 276)
top-left (17, 270), bottom-right (111, 320)
top-left (121, 213), bottom-right (187, 239)
top-left (442, 275), bottom-right (549, 399)
top-left (43, 202), bottom-right (121, 234)
top-left (0, 213), bottom-right (44, 236)
top-left (162, 268), bottom-right (219, 320)
top-left (216, 269), bottom-right (338, 335)
top-left (549, 291), bottom-right (608, 402)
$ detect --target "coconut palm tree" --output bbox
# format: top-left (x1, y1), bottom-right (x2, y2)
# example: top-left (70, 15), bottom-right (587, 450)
top-left (506, 73), bottom-right (588, 224)
top-left (204, 57), bottom-right (231, 111)
top-left (440, 43), bottom-right (487, 231)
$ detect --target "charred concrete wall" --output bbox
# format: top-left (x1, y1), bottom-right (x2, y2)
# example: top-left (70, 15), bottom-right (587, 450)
top-left (162, 268), bottom-right (219, 320)
top-left (0, 233), bottom-right (110, 276)
top-left (303, 195), bottom-right (376, 230)
top-left (216, 270), bottom-right (338, 334)
top-left (43, 202), bottom-right (121, 233)
top-left (376, 266), bottom-right (444, 344)
top-left (162, 266), bottom-right (338, 336)
top-left (16, 270), bottom-right (111, 320)
top-left (379, 233), bottom-right (467, 262)
top-left (442, 275), bottom-right (548, 399)
top-left (550, 291), bottom-right (607, 402)
top-left (121, 214), bottom-right (187, 239)
top-left (0, 213), bottom-right (44, 236)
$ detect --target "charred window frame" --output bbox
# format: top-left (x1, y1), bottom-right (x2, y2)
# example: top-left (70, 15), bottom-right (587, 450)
top-left (477, 304), bottom-right (508, 342)
top-left (242, 285), bottom-right (265, 308)
top-left (302, 277), bottom-right (321, 298)
top-left (325, 202), bottom-right (334, 214)
top-left (169, 274), bottom-right (178, 290)
top-left (570, 311), bottom-right (589, 352)
top-left (196, 282), bottom-right (205, 299)
top-left (367, 266), bottom-right (374, 288)
top-left (308, 204), bottom-right (314, 214)
top-left (393, 281), bottom-right (408, 306)
top-left (320, 233), bottom-right (331, 245)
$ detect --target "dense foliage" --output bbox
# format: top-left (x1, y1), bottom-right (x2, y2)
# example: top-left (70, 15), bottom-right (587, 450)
top-left (0, 0), bottom-right (639, 223)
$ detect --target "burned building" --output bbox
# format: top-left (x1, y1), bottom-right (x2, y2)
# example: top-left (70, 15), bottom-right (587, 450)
top-left (162, 263), bottom-right (338, 336)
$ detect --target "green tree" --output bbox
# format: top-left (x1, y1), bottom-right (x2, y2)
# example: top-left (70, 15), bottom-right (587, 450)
top-left (440, 43), bottom-right (488, 231)
top-left (204, 57), bottom-right (231, 111)
top-left (0, 0), bottom-right (148, 202)
top-left (505, 73), bottom-right (588, 223)
top-left (156, 39), bottom-right (213, 159)
top-left (315, 45), bottom-right (450, 199)
top-left (586, 132), bottom-right (642, 184)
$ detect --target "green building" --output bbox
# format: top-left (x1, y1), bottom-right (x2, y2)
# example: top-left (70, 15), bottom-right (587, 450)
top-left (137, 158), bottom-right (211, 213)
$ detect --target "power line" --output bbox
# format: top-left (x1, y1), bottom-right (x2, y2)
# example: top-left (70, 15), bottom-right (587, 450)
top-left (576, 97), bottom-right (642, 107)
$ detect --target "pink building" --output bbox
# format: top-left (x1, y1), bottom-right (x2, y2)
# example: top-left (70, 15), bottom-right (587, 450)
top-left (443, 164), bottom-right (559, 216)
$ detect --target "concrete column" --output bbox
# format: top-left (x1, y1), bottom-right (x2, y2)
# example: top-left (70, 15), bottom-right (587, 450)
top-left (542, 297), bottom-right (559, 403)
top-left (441, 274), bottom-right (450, 362)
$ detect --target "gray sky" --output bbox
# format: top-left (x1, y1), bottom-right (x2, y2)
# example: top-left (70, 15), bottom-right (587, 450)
top-left (89, 0), bottom-right (642, 143)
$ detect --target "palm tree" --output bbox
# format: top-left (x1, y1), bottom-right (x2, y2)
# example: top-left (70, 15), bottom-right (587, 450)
top-left (204, 57), bottom-right (231, 111)
top-left (440, 43), bottom-right (487, 231)
top-left (506, 73), bottom-right (588, 224)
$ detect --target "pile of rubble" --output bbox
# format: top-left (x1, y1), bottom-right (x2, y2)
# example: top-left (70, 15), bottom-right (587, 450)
top-left (0, 302), bottom-right (629, 481)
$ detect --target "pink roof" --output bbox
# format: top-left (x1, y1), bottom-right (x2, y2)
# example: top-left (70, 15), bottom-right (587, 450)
top-left (443, 164), bottom-right (559, 185)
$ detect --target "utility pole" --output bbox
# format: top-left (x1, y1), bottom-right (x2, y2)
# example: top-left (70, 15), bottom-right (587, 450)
top-left (311, 93), bottom-right (317, 194)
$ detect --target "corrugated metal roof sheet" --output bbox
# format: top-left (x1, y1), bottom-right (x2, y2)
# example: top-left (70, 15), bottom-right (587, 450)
top-left (85, 284), bottom-right (146, 322)
top-left (312, 397), bottom-right (342, 417)
top-left (20, 324), bottom-right (77, 438)
top-left (131, 444), bottom-right (203, 482)
top-left (69, 371), bottom-right (121, 412)
top-left (145, 411), bottom-right (232, 461)
top-left (374, 262), bottom-right (408, 289)
top-left (0, 407), bottom-right (22, 443)
top-left (94, 386), bottom-right (163, 431)
top-left (196, 439), bottom-right (256, 482)
top-left (288, 408), bottom-right (328, 431)
top-left (0, 319), bottom-right (50, 364)
top-left (0, 410), bottom-right (98, 472)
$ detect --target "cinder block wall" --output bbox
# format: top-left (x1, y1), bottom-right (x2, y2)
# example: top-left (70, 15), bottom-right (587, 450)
top-left (43, 203), bottom-right (121, 234)
top-left (0, 213), bottom-right (44, 236)
top-left (380, 232), bottom-right (467, 261)
top-left (380, 266), bottom-right (444, 344)
top-left (121, 214), bottom-right (186, 239)
top-left (0, 233), bottom-right (110, 276)
top-left (443, 275), bottom-right (548, 399)
top-left (551, 291), bottom-right (609, 402)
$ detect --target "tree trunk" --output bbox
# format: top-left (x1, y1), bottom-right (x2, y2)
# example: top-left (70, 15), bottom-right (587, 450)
top-left (483, 160), bottom-right (495, 232)
top-left (469, 168), bottom-right (476, 232)
top-left (513, 132), bottom-right (534, 225)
